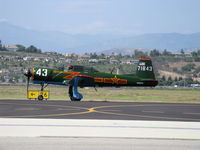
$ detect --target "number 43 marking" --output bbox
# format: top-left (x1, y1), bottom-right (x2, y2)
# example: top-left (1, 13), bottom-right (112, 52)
top-left (36, 69), bottom-right (48, 76)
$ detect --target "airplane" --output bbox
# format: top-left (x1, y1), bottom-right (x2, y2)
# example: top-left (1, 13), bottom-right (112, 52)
top-left (24, 57), bottom-right (158, 101)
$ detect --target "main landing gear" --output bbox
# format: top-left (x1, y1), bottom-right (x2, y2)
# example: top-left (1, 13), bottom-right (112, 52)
top-left (68, 77), bottom-right (83, 101)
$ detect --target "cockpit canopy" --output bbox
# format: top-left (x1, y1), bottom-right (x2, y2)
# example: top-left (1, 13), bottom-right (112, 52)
top-left (66, 65), bottom-right (99, 73)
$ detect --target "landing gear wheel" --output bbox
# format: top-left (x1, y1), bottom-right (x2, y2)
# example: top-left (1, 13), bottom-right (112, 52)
top-left (70, 97), bottom-right (81, 101)
top-left (68, 85), bottom-right (82, 101)
top-left (38, 95), bottom-right (44, 101)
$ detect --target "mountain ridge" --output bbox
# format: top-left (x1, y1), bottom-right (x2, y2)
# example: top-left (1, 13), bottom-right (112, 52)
top-left (1, 22), bottom-right (200, 53)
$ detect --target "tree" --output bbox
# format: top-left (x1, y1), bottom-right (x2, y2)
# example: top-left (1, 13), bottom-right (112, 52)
top-left (0, 40), bottom-right (7, 51)
top-left (90, 52), bottom-right (98, 59)
top-left (178, 77), bottom-right (183, 81)
top-left (185, 77), bottom-right (193, 85)
top-left (180, 49), bottom-right (185, 55)
top-left (150, 49), bottom-right (160, 57)
top-left (194, 57), bottom-right (200, 62)
top-left (100, 53), bottom-right (105, 59)
top-left (0, 76), bottom-right (5, 82)
top-left (161, 75), bottom-right (166, 81)
top-left (0, 40), bottom-right (2, 49)
top-left (191, 51), bottom-right (198, 57)
top-left (134, 50), bottom-right (147, 58)
top-left (118, 53), bottom-right (122, 59)
top-left (0, 46), bottom-right (8, 51)
top-left (194, 66), bottom-right (200, 74)
top-left (181, 63), bottom-right (196, 72)
top-left (197, 50), bottom-right (200, 56)
top-left (16, 44), bottom-right (26, 52)
top-left (26, 45), bottom-right (41, 53)
top-left (167, 76), bottom-right (173, 85)
top-left (168, 76), bottom-right (172, 81)
top-left (173, 67), bottom-right (178, 72)
top-left (162, 49), bottom-right (172, 56)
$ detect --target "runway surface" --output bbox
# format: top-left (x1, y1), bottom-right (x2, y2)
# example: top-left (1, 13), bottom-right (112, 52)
top-left (1, 137), bottom-right (200, 150)
top-left (0, 99), bottom-right (200, 121)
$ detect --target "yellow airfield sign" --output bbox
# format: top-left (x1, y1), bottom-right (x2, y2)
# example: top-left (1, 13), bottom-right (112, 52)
top-left (27, 91), bottom-right (49, 99)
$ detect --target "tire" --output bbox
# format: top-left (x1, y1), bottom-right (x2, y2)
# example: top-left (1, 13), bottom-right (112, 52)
top-left (38, 95), bottom-right (44, 101)
top-left (70, 97), bottom-right (81, 101)
top-left (69, 85), bottom-right (81, 101)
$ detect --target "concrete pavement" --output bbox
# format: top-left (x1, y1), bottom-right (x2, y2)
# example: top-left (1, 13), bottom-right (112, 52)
top-left (1, 118), bottom-right (200, 139)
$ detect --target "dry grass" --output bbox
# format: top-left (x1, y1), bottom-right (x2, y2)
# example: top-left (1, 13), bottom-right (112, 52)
top-left (158, 70), bottom-right (184, 79)
top-left (169, 62), bottom-right (200, 69)
top-left (0, 85), bottom-right (200, 103)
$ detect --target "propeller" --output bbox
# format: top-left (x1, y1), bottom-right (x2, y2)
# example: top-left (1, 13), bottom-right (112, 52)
top-left (24, 69), bottom-right (32, 92)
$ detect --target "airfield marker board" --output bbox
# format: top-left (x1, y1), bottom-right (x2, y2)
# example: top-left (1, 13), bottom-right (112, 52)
top-left (27, 91), bottom-right (49, 100)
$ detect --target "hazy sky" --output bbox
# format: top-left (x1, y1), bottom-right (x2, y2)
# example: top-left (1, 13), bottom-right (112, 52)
top-left (0, 0), bottom-right (200, 35)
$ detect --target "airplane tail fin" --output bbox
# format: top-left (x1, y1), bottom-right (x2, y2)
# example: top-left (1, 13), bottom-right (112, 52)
top-left (136, 57), bottom-right (156, 79)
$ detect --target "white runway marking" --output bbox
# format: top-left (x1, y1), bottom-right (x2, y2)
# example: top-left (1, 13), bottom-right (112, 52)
top-left (0, 118), bottom-right (200, 139)
top-left (184, 112), bottom-right (200, 116)
top-left (142, 110), bottom-right (164, 113)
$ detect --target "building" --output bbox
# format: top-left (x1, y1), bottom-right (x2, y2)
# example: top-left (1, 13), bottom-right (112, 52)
top-left (78, 54), bottom-right (90, 59)
top-left (173, 53), bottom-right (192, 57)
top-left (121, 58), bottom-right (138, 64)
top-left (193, 78), bottom-right (200, 82)
top-left (110, 59), bottom-right (119, 64)
top-left (44, 51), bottom-right (58, 55)
top-left (64, 53), bottom-right (78, 57)
top-left (89, 59), bottom-right (99, 63)
top-left (5, 45), bottom-right (18, 51)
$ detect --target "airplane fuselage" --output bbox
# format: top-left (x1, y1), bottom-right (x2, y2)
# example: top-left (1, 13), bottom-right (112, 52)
top-left (32, 68), bottom-right (158, 87)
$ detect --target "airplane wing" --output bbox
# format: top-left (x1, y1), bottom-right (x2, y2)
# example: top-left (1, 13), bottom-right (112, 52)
top-left (68, 75), bottom-right (95, 88)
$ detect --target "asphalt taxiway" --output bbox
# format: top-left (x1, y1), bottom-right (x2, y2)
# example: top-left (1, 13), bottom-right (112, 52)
top-left (1, 99), bottom-right (200, 149)
top-left (0, 99), bottom-right (200, 121)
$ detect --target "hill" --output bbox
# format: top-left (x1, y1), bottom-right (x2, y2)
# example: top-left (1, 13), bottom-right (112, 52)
top-left (1, 22), bottom-right (200, 53)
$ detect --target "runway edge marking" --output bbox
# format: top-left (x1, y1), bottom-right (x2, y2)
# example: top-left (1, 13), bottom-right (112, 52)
top-left (1, 118), bottom-right (200, 139)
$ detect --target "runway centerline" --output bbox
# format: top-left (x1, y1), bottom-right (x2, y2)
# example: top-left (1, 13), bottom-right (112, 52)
top-left (0, 100), bottom-right (200, 121)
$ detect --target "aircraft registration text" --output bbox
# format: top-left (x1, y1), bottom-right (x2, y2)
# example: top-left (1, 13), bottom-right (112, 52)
top-left (137, 66), bottom-right (153, 71)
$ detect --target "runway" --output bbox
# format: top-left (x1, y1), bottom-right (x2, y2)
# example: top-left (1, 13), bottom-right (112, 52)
top-left (1, 99), bottom-right (200, 149)
top-left (0, 100), bottom-right (200, 121)
top-left (1, 137), bottom-right (200, 150)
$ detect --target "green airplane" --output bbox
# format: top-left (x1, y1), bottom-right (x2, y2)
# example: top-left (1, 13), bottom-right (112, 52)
top-left (24, 57), bottom-right (158, 101)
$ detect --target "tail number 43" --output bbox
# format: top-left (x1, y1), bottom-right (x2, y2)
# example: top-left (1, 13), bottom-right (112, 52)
top-left (36, 68), bottom-right (48, 76)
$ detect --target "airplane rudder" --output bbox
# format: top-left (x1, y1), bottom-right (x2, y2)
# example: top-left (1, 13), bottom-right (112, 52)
top-left (136, 57), bottom-right (155, 79)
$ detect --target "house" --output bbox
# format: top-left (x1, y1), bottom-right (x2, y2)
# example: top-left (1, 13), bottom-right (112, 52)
top-left (78, 54), bottom-right (90, 59)
top-left (77, 58), bottom-right (88, 63)
top-left (5, 45), bottom-right (18, 51)
top-left (64, 53), bottom-right (78, 57)
top-left (121, 58), bottom-right (138, 64)
top-left (65, 59), bottom-right (74, 63)
top-left (98, 59), bottom-right (109, 63)
top-left (23, 57), bottom-right (35, 61)
top-left (44, 51), bottom-right (58, 55)
top-left (89, 59), bottom-right (99, 63)
top-left (173, 53), bottom-right (192, 57)
top-left (193, 78), bottom-right (200, 82)
top-left (110, 59), bottom-right (119, 64)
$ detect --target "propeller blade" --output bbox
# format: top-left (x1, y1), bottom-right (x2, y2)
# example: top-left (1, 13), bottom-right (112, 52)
top-left (24, 69), bottom-right (32, 78)
top-left (24, 69), bottom-right (32, 93)
top-left (27, 76), bottom-right (30, 92)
